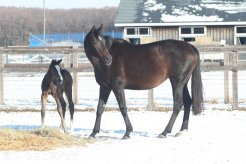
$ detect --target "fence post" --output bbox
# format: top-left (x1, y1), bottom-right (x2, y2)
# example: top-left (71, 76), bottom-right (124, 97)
top-left (231, 50), bottom-right (238, 110)
top-left (63, 52), bottom-right (70, 68)
top-left (0, 50), bottom-right (4, 104)
top-left (72, 47), bottom-right (78, 104)
top-left (141, 38), bottom-right (157, 110)
top-left (224, 52), bottom-right (229, 104)
top-left (147, 89), bottom-right (155, 110)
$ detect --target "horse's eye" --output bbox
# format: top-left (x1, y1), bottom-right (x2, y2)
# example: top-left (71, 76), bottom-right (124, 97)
top-left (91, 38), bottom-right (97, 44)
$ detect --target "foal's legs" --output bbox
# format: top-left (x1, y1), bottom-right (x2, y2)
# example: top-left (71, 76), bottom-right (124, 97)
top-left (90, 86), bottom-right (111, 138)
top-left (65, 87), bottom-right (74, 131)
top-left (113, 87), bottom-right (133, 139)
top-left (41, 91), bottom-right (48, 128)
top-left (54, 87), bottom-right (67, 133)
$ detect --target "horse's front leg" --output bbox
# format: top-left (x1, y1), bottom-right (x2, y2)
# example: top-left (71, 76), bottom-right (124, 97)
top-left (113, 86), bottom-right (133, 139)
top-left (41, 91), bottom-right (48, 129)
top-left (89, 85), bottom-right (111, 138)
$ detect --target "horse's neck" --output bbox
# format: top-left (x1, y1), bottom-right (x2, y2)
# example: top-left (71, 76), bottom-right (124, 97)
top-left (89, 56), bottom-right (107, 73)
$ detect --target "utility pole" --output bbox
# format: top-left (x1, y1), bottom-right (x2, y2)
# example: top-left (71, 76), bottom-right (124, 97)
top-left (43, 0), bottom-right (46, 45)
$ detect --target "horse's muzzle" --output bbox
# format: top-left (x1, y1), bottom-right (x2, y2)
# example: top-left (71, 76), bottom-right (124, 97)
top-left (103, 54), bottom-right (112, 66)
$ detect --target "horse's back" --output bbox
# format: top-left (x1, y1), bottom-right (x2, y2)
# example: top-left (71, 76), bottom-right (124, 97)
top-left (110, 39), bottom-right (198, 90)
top-left (61, 69), bottom-right (73, 85)
top-left (41, 73), bottom-right (50, 92)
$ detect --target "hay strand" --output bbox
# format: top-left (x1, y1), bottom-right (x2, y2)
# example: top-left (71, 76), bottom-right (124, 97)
top-left (0, 128), bottom-right (94, 151)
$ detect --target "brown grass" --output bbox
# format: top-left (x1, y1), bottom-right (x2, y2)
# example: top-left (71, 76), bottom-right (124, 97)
top-left (205, 99), bottom-right (218, 104)
top-left (0, 128), bottom-right (94, 151)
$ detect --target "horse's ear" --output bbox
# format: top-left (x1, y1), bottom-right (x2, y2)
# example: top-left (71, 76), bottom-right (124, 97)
top-left (51, 59), bottom-right (55, 65)
top-left (98, 24), bottom-right (103, 33)
top-left (90, 25), bottom-right (95, 33)
top-left (56, 59), bottom-right (62, 65)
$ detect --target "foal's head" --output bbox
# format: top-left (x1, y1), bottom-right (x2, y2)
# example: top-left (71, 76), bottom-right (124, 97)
top-left (84, 24), bottom-right (112, 66)
top-left (49, 59), bottom-right (63, 83)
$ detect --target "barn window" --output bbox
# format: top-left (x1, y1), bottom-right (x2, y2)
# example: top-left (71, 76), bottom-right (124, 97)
top-left (235, 26), bottom-right (246, 45)
top-left (180, 27), bottom-right (205, 35)
top-left (179, 26), bottom-right (206, 42)
top-left (236, 27), bottom-right (246, 34)
top-left (181, 28), bottom-right (191, 34)
top-left (194, 27), bottom-right (204, 34)
top-left (125, 27), bottom-right (151, 37)
top-left (126, 28), bottom-right (136, 35)
top-left (139, 28), bottom-right (149, 35)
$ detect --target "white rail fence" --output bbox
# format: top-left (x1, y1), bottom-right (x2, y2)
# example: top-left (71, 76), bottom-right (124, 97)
top-left (1, 45), bottom-right (246, 110)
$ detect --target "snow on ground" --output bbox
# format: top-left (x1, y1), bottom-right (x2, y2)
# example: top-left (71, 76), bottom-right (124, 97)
top-left (1, 71), bottom-right (246, 163)
top-left (2, 71), bottom-right (246, 110)
top-left (0, 110), bottom-right (246, 164)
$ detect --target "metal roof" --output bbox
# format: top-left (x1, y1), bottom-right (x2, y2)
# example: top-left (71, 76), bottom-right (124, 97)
top-left (115, 0), bottom-right (246, 26)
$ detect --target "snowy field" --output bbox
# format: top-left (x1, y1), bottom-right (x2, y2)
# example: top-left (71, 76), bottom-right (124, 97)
top-left (2, 71), bottom-right (246, 110)
top-left (0, 110), bottom-right (246, 164)
top-left (1, 71), bottom-right (246, 163)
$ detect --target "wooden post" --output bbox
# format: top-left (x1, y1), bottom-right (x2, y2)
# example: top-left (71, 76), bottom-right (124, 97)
top-left (0, 51), bottom-right (4, 104)
top-left (224, 52), bottom-right (229, 104)
top-left (63, 52), bottom-right (70, 69)
top-left (147, 89), bottom-right (155, 110)
top-left (141, 37), bottom-right (157, 110)
top-left (231, 50), bottom-right (238, 110)
top-left (72, 47), bottom-right (78, 104)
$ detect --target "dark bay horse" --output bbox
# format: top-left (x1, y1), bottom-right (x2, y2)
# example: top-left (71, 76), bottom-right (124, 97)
top-left (41, 59), bottom-right (74, 132)
top-left (84, 25), bottom-right (203, 139)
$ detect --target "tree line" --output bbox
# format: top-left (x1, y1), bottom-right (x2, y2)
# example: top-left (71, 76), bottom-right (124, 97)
top-left (0, 7), bottom-right (118, 46)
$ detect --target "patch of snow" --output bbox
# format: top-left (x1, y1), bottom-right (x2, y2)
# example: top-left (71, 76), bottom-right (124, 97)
top-left (0, 110), bottom-right (246, 164)
top-left (161, 14), bottom-right (223, 22)
top-left (2, 71), bottom-right (246, 110)
top-left (142, 12), bottom-right (149, 16)
top-left (188, 5), bottom-right (202, 11)
top-left (201, 1), bottom-right (246, 14)
top-left (144, 0), bottom-right (165, 11)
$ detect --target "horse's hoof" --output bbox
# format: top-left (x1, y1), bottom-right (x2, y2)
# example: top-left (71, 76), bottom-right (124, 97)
top-left (122, 135), bottom-right (131, 140)
top-left (157, 134), bottom-right (166, 138)
top-left (88, 134), bottom-right (96, 139)
top-left (175, 130), bottom-right (188, 137)
top-left (88, 136), bottom-right (95, 139)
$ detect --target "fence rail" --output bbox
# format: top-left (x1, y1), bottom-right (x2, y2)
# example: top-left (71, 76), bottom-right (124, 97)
top-left (1, 45), bottom-right (246, 110)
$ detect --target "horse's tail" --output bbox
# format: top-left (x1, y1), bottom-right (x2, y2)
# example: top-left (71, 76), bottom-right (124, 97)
top-left (190, 44), bottom-right (204, 115)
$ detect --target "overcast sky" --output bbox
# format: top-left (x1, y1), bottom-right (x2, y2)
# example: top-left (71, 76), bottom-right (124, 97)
top-left (0, 0), bottom-right (120, 9)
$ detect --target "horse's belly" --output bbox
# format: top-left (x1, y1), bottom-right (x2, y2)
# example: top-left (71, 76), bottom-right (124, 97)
top-left (126, 73), bottom-right (168, 90)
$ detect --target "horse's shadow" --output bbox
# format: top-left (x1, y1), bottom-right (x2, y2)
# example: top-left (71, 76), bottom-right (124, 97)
top-left (74, 128), bottom-right (154, 139)
top-left (0, 124), bottom-right (41, 130)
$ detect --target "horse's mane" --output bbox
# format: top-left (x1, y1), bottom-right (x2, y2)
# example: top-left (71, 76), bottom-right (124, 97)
top-left (104, 36), bottom-right (131, 50)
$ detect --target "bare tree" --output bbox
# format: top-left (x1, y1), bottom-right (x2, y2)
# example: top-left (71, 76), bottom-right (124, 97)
top-left (0, 7), bottom-right (118, 46)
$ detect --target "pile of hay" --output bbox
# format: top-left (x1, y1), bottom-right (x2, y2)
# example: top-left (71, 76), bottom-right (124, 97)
top-left (0, 128), bottom-right (94, 151)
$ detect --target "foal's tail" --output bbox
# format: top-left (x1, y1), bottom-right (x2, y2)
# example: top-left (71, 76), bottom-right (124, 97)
top-left (190, 44), bottom-right (204, 115)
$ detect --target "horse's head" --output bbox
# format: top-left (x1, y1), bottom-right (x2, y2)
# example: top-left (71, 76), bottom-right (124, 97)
top-left (84, 24), bottom-right (112, 66)
top-left (49, 59), bottom-right (63, 83)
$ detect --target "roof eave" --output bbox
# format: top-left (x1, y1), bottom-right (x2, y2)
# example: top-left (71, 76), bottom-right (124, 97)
top-left (115, 22), bottom-right (246, 27)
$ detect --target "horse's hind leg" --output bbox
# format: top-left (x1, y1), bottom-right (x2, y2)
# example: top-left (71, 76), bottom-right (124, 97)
top-left (65, 87), bottom-right (74, 131)
top-left (54, 91), bottom-right (67, 133)
top-left (175, 84), bottom-right (192, 137)
top-left (41, 91), bottom-right (48, 129)
top-left (159, 79), bottom-right (184, 138)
